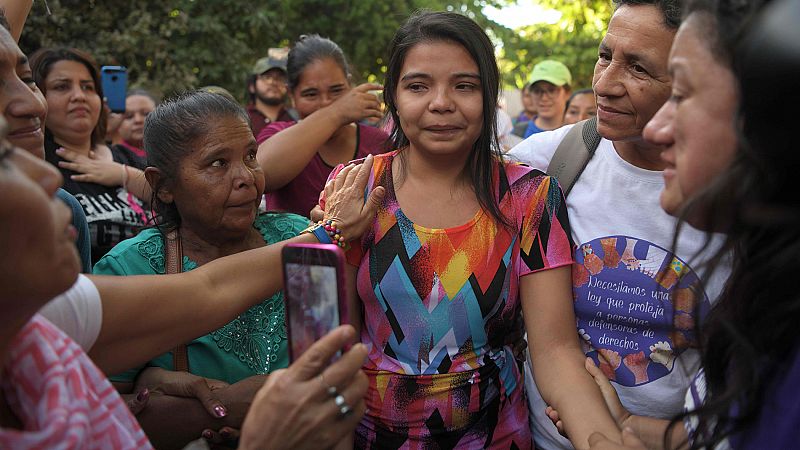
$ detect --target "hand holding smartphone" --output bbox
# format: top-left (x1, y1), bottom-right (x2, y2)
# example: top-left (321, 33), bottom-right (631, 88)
top-left (282, 243), bottom-right (348, 361)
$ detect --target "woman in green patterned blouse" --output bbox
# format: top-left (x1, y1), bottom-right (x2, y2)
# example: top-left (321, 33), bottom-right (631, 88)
top-left (94, 90), bottom-right (310, 448)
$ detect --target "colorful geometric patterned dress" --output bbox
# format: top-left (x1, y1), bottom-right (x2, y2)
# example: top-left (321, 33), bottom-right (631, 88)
top-left (338, 151), bottom-right (574, 449)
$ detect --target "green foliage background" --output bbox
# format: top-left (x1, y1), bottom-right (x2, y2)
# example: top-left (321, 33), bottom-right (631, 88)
top-left (20, 0), bottom-right (612, 101)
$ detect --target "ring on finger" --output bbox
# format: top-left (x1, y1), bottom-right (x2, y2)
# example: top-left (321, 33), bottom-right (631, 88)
top-left (334, 394), bottom-right (353, 418)
top-left (318, 373), bottom-right (338, 397)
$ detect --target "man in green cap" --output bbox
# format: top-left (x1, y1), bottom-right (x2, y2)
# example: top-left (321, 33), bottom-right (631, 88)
top-left (246, 48), bottom-right (297, 137)
top-left (522, 60), bottom-right (572, 138)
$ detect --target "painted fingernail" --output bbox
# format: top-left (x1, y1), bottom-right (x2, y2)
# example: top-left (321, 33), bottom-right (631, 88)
top-left (136, 388), bottom-right (149, 402)
top-left (202, 430), bottom-right (213, 440)
top-left (214, 405), bottom-right (227, 418)
top-left (55, 148), bottom-right (64, 153)
top-left (220, 430), bottom-right (231, 439)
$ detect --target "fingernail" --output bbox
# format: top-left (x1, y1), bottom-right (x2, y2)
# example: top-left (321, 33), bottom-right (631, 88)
top-left (55, 148), bottom-right (64, 153)
top-left (220, 430), bottom-right (231, 439)
top-left (136, 388), bottom-right (149, 402)
top-left (202, 430), bottom-right (213, 440)
top-left (214, 405), bottom-right (227, 418)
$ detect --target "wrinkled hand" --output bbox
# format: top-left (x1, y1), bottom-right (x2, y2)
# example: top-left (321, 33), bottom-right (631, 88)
top-left (56, 146), bottom-right (124, 186)
top-left (585, 357), bottom-right (631, 428)
top-left (309, 204), bottom-right (324, 222)
top-left (121, 387), bottom-right (151, 416)
top-left (588, 429), bottom-right (646, 450)
top-left (323, 153), bottom-right (385, 243)
top-left (211, 375), bottom-right (267, 426)
top-left (135, 367), bottom-right (231, 420)
top-left (201, 426), bottom-right (240, 449)
top-left (238, 325), bottom-right (368, 450)
top-left (328, 82), bottom-right (383, 126)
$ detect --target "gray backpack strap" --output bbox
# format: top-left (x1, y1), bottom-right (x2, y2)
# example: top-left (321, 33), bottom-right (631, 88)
top-left (547, 116), bottom-right (601, 197)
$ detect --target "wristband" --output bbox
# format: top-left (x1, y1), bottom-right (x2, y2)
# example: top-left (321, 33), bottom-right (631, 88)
top-left (301, 220), bottom-right (350, 250)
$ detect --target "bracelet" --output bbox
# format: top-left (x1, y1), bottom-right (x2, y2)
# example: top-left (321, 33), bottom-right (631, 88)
top-left (121, 164), bottom-right (128, 191)
top-left (322, 220), bottom-right (348, 248)
top-left (300, 220), bottom-right (350, 250)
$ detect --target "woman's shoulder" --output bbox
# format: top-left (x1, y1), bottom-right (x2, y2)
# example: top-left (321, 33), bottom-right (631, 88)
top-left (254, 212), bottom-right (311, 243)
top-left (256, 120), bottom-right (298, 144)
top-left (93, 227), bottom-right (165, 275)
top-left (499, 158), bottom-right (552, 186)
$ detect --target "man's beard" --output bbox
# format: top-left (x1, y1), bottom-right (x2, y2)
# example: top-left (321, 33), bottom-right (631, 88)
top-left (256, 91), bottom-right (284, 106)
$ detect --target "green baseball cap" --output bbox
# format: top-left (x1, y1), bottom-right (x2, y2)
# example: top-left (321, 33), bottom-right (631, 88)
top-left (251, 47), bottom-right (289, 75)
top-left (529, 60), bottom-right (572, 87)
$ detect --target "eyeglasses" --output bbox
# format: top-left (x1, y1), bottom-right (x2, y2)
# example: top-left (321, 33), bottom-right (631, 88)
top-left (257, 72), bottom-right (287, 84)
top-left (531, 85), bottom-right (563, 98)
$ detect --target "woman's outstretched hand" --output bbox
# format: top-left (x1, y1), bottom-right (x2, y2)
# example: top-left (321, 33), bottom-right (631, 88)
top-left (238, 325), bottom-right (368, 450)
top-left (322, 153), bottom-right (385, 242)
top-left (328, 82), bottom-right (383, 126)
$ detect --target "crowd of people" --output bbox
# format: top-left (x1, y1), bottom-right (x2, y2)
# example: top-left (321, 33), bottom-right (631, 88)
top-left (1, 0), bottom-right (798, 448)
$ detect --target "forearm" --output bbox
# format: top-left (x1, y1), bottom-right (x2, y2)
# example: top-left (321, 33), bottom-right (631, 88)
top-left (532, 345), bottom-right (621, 449)
top-left (125, 166), bottom-right (152, 204)
top-left (623, 415), bottom-right (687, 450)
top-left (0, 0), bottom-right (33, 41)
top-left (258, 107), bottom-right (344, 190)
top-left (88, 233), bottom-right (318, 374)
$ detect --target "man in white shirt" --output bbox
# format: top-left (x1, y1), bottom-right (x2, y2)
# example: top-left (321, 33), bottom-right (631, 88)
top-left (509, 1), bottom-right (726, 448)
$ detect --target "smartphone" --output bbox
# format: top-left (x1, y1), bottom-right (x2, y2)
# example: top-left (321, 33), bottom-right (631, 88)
top-left (101, 66), bottom-right (128, 113)
top-left (282, 243), bottom-right (348, 361)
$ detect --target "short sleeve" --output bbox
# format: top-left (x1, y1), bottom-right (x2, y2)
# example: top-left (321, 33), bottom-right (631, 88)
top-left (38, 274), bottom-right (103, 351)
top-left (255, 120), bottom-right (295, 145)
top-left (518, 175), bottom-right (574, 276)
top-left (93, 252), bottom-right (131, 276)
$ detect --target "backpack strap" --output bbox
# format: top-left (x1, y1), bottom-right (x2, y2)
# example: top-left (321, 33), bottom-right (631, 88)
top-left (547, 116), bottom-right (602, 197)
top-left (164, 229), bottom-right (190, 373)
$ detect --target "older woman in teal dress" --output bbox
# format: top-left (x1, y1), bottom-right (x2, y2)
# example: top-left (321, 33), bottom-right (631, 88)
top-left (93, 91), bottom-right (309, 448)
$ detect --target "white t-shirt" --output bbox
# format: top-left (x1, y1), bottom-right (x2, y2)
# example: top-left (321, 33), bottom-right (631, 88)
top-left (509, 125), bottom-right (727, 449)
top-left (38, 274), bottom-right (103, 351)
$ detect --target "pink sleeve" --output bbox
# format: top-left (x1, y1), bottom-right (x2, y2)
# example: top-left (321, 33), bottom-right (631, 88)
top-left (517, 175), bottom-right (575, 276)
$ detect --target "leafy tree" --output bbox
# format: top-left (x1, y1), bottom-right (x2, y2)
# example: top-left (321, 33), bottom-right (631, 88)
top-left (499, 0), bottom-right (612, 90)
top-left (20, 0), bottom-right (512, 101)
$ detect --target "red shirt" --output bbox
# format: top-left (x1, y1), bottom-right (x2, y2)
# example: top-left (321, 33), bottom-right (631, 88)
top-left (247, 104), bottom-right (295, 138)
top-left (257, 121), bottom-right (388, 218)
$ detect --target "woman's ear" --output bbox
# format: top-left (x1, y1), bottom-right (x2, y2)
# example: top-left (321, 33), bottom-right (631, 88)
top-left (144, 167), bottom-right (173, 204)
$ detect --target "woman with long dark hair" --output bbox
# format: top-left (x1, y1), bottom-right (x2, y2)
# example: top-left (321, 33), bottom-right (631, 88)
top-left (322, 10), bottom-right (620, 449)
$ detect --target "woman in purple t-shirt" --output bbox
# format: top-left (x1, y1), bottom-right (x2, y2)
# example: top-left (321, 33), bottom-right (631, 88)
top-left (256, 35), bottom-right (389, 218)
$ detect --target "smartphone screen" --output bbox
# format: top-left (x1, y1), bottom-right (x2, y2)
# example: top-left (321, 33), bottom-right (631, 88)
top-left (282, 244), bottom-right (346, 361)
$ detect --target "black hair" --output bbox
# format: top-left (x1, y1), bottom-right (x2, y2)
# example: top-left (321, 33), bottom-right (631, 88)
top-left (29, 47), bottom-right (108, 148)
top-left (612, 0), bottom-right (682, 29)
top-left (664, 0), bottom-right (787, 448)
top-left (384, 10), bottom-right (508, 228)
top-left (143, 90), bottom-right (251, 231)
top-left (286, 34), bottom-right (350, 91)
top-left (564, 88), bottom-right (594, 114)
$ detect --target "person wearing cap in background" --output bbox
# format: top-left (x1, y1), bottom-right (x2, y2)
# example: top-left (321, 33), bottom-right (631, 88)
top-left (246, 48), bottom-right (297, 137)
top-left (523, 60), bottom-right (572, 138)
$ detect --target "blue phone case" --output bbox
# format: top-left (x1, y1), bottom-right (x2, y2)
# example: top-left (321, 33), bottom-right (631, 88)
top-left (101, 66), bottom-right (128, 113)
